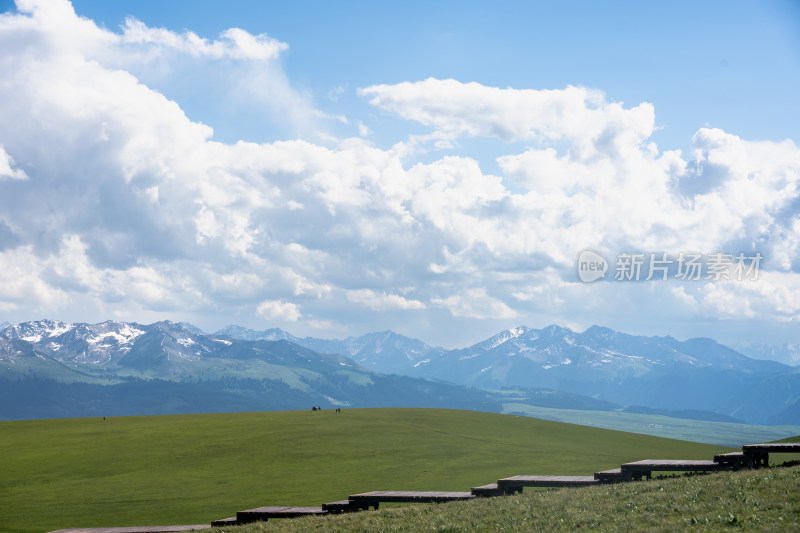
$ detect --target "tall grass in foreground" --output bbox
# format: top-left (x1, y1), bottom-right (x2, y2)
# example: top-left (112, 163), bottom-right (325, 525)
top-left (226, 464), bottom-right (800, 533)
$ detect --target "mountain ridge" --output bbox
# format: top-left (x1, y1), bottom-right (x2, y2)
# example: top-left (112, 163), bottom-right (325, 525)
top-left (2, 319), bottom-right (799, 425)
top-left (0, 319), bottom-right (499, 420)
top-left (213, 322), bottom-right (796, 424)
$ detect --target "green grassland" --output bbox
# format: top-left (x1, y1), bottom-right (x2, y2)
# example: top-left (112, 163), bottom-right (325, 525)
top-left (503, 403), bottom-right (800, 446)
top-left (0, 408), bottom-right (736, 533)
top-left (229, 464), bottom-right (800, 533)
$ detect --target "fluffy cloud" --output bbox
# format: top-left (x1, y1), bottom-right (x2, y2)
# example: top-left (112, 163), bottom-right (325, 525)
top-left (257, 299), bottom-right (302, 322)
top-left (432, 288), bottom-right (518, 320)
top-left (346, 289), bottom-right (426, 311)
top-left (0, 146), bottom-right (27, 180)
top-left (120, 19), bottom-right (287, 60)
top-left (360, 79), bottom-right (655, 158)
top-left (0, 0), bottom-right (798, 345)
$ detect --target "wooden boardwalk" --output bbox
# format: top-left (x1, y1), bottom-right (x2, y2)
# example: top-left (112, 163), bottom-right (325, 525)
top-left (620, 459), bottom-right (726, 480)
top-left (498, 475), bottom-right (598, 491)
top-left (322, 499), bottom-right (372, 513)
top-left (594, 467), bottom-right (626, 483)
top-left (742, 442), bottom-right (800, 467)
top-left (714, 452), bottom-right (754, 469)
top-left (236, 506), bottom-right (327, 524)
top-left (209, 517), bottom-right (238, 527)
top-left (348, 491), bottom-right (475, 505)
top-left (742, 443), bottom-right (800, 453)
top-left (471, 482), bottom-right (513, 497)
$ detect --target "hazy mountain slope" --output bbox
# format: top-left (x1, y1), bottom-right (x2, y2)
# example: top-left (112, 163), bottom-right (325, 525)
top-left (724, 370), bottom-right (800, 425)
top-left (731, 340), bottom-right (800, 366)
top-left (215, 326), bottom-right (444, 373)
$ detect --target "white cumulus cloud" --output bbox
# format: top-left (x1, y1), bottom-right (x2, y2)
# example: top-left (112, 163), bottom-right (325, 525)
top-left (120, 19), bottom-right (287, 61)
top-left (0, 1), bottom-right (798, 346)
top-left (0, 146), bottom-right (27, 180)
top-left (360, 79), bottom-right (655, 157)
top-left (432, 288), bottom-right (518, 320)
top-left (257, 299), bottom-right (302, 322)
top-left (346, 289), bottom-right (426, 311)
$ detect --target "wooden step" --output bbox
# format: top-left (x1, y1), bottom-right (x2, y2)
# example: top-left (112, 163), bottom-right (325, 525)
top-left (497, 475), bottom-right (598, 491)
top-left (621, 459), bottom-right (725, 471)
top-left (321, 500), bottom-right (371, 513)
top-left (714, 451), bottom-right (746, 461)
top-left (742, 443), bottom-right (800, 468)
top-left (210, 517), bottom-right (239, 527)
top-left (620, 459), bottom-right (726, 480)
top-left (236, 506), bottom-right (327, 524)
top-left (348, 491), bottom-right (475, 505)
top-left (470, 483), bottom-right (517, 497)
top-left (594, 468), bottom-right (628, 483)
top-left (742, 443), bottom-right (800, 454)
top-left (714, 452), bottom-right (754, 469)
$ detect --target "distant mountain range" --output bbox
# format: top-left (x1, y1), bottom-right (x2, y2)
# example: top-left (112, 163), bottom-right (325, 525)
top-left (214, 323), bottom-right (800, 425)
top-left (214, 325), bottom-right (443, 374)
top-left (2, 319), bottom-right (799, 425)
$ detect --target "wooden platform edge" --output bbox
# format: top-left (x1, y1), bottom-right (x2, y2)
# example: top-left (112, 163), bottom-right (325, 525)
top-left (348, 491), bottom-right (475, 503)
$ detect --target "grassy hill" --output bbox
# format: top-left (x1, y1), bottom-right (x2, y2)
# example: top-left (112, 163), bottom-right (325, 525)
top-left (0, 408), bottom-right (731, 533)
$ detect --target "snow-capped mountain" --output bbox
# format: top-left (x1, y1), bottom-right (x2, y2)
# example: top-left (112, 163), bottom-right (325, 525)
top-left (2, 319), bottom-right (76, 343)
top-left (177, 322), bottom-right (206, 335)
top-left (0, 319), bottom-right (360, 381)
top-left (472, 325), bottom-right (531, 351)
top-left (0, 319), bottom-right (499, 420)
top-left (0, 321), bottom-right (10, 332)
top-left (409, 324), bottom-right (787, 380)
top-left (214, 323), bottom-right (798, 424)
top-left (3, 319), bottom-right (799, 425)
top-left (397, 325), bottom-right (793, 421)
top-left (478, 325), bottom-right (777, 373)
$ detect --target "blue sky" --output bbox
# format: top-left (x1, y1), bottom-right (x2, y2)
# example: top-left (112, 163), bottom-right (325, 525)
top-left (66, 0), bottom-right (800, 150)
top-left (0, 0), bottom-right (799, 349)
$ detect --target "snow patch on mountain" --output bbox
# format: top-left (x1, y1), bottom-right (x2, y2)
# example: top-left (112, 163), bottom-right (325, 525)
top-left (481, 326), bottom-right (529, 350)
top-left (86, 325), bottom-right (145, 346)
top-left (177, 338), bottom-right (196, 348)
top-left (3, 320), bottom-right (75, 343)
